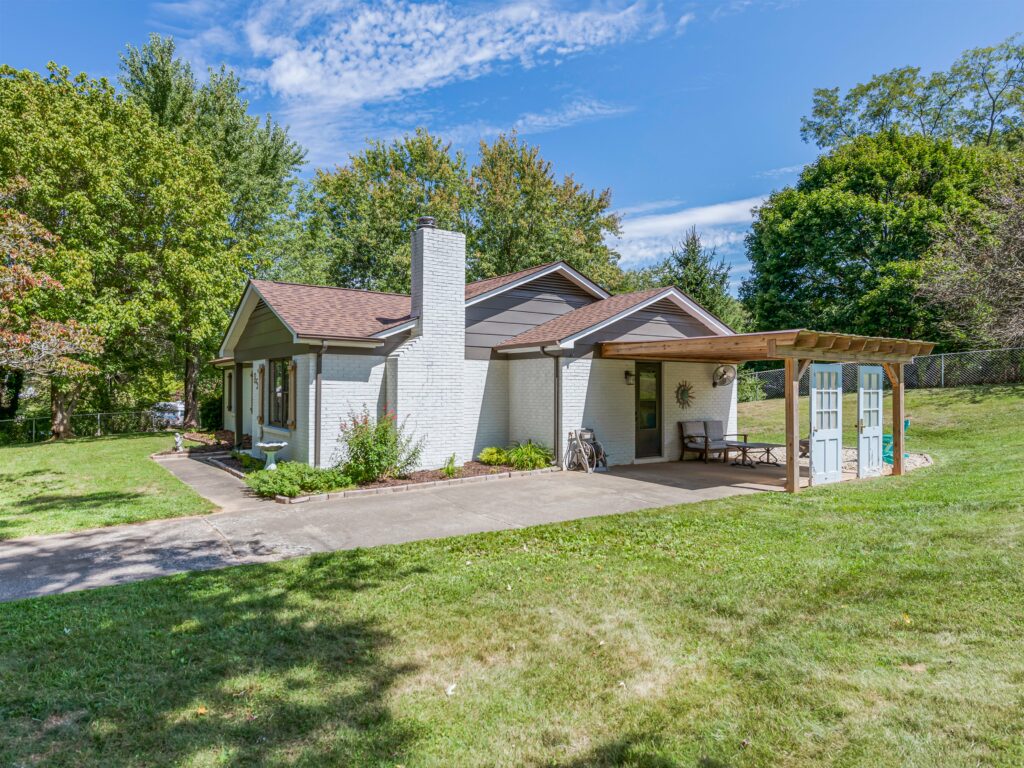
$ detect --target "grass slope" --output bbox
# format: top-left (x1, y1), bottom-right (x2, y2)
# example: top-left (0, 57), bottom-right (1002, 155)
top-left (0, 434), bottom-right (213, 540)
top-left (1, 387), bottom-right (1023, 767)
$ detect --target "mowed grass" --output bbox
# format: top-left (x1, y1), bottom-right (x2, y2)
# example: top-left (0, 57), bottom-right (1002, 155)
top-left (1, 387), bottom-right (1023, 767)
top-left (0, 434), bottom-right (213, 540)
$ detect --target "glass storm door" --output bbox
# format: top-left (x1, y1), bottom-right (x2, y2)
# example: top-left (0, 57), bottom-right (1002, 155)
top-left (809, 363), bottom-right (843, 485)
top-left (634, 362), bottom-right (662, 458)
top-left (857, 365), bottom-right (884, 478)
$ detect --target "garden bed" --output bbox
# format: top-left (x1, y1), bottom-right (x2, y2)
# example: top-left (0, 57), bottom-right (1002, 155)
top-left (360, 461), bottom-right (513, 488)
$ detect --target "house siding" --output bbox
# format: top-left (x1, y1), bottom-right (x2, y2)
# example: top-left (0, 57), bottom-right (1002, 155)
top-left (569, 298), bottom-right (718, 357)
top-left (466, 274), bottom-right (596, 359)
top-left (315, 352), bottom-right (388, 467)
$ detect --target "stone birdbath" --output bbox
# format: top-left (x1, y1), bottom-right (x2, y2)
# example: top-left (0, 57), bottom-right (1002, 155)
top-left (256, 441), bottom-right (287, 470)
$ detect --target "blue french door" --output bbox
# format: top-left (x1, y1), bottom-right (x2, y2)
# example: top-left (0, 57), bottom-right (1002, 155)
top-left (857, 366), bottom-right (884, 478)
top-left (809, 363), bottom-right (843, 485)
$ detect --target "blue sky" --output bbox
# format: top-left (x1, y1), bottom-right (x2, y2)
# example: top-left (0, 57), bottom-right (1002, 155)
top-left (2, 0), bottom-right (1021, 285)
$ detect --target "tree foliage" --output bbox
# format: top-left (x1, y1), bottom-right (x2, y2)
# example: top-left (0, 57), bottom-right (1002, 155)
top-left (280, 130), bottom-right (622, 293)
top-left (0, 178), bottom-right (101, 377)
top-left (120, 35), bottom-right (305, 275)
top-left (0, 64), bottom-right (236, 432)
top-left (921, 158), bottom-right (1024, 347)
top-left (740, 130), bottom-right (994, 344)
top-left (801, 36), bottom-right (1024, 148)
top-left (620, 227), bottom-right (747, 330)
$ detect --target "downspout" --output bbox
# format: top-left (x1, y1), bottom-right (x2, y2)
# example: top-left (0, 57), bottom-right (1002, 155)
top-left (541, 346), bottom-right (563, 465)
top-left (314, 343), bottom-right (324, 467)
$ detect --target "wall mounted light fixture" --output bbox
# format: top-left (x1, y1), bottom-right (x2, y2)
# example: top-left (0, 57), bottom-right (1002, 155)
top-left (624, 370), bottom-right (635, 386)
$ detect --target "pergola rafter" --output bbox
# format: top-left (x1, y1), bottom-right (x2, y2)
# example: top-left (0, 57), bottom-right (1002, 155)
top-left (599, 329), bottom-right (935, 493)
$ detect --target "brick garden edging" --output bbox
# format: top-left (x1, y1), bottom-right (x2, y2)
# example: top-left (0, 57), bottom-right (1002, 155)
top-left (202, 456), bottom-right (560, 504)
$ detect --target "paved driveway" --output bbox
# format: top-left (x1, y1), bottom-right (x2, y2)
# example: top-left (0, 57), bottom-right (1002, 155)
top-left (0, 455), bottom-right (787, 602)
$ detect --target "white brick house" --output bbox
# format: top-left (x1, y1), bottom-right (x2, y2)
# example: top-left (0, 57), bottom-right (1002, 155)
top-left (216, 219), bottom-right (737, 470)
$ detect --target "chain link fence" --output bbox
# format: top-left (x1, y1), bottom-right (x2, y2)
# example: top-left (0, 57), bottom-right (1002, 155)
top-left (746, 347), bottom-right (1024, 400)
top-left (0, 411), bottom-right (176, 447)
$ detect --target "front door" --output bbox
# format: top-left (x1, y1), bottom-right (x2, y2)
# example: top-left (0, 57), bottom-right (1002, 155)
top-left (635, 362), bottom-right (662, 458)
top-left (809, 363), bottom-right (843, 485)
top-left (857, 365), bottom-right (884, 478)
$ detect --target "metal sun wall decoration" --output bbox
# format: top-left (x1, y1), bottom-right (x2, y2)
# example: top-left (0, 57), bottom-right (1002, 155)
top-left (675, 381), bottom-right (694, 409)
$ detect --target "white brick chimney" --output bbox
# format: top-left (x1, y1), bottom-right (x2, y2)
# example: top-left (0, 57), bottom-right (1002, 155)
top-left (387, 218), bottom-right (467, 468)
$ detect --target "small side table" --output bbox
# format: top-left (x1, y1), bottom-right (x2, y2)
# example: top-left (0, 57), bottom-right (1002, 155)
top-left (731, 442), bottom-right (785, 467)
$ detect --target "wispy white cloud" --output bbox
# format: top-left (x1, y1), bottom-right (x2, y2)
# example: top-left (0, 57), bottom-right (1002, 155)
top-left (243, 0), bottom-right (662, 109)
top-left (610, 195), bottom-right (767, 267)
top-left (614, 198), bottom-right (685, 217)
top-left (445, 97), bottom-right (632, 145)
top-left (160, 0), bottom-right (664, 167)
top-left (755, 163), bottom-right (804, 178)
top-left (675, 12), bottom-right (695, 34)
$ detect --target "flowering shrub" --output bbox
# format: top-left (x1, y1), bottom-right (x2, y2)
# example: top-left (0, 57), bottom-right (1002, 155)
top-left (339, 408), bottom-right (423, 484)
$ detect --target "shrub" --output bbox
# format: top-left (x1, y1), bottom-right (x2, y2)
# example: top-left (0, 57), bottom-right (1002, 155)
top-left (505, 440), bottom-right (553, 470)
top-left (245, 461), bottom-right (352, 498)
top-left (340, 408), bottom-right (423, 485)
top-left (441, 453), bottom-right (460, 478)
top-left (199, 394), bottom-right (223, 430)
top-left (231, 450), bottom-right (265, 472)
top-left (476, 446), bottom-right (508, 466)
top-left (737, 371), bottom-right (767, 403)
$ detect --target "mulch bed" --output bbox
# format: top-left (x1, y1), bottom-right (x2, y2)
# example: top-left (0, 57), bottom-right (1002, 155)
top-left (358, 461), bottom-right (514, 488)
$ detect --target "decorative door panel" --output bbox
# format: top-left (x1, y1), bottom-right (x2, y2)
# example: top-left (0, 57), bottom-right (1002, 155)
top-left (809, 363), bottom-right (843, 485)
top-left (857, 365), bottom-right (884, 478)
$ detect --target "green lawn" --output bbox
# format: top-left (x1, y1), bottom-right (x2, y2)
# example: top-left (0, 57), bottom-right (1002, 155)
top-left (1, 387), bottom-right (1023, 767)
top-left (0, 434), bottom-right (213, 540)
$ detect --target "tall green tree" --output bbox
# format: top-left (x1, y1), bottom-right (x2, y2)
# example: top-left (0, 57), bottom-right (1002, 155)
top-left (0, 64), bottom-right (235, 432)
top-left (469, 132), bottom-right (621, 286)
top-left (801, 36), bottom-right (1024, 148)
top-left (298, 129), bottom-right (472, 292)
top-left (120, 35), bottom-right (305, 275)
top-left (621, 227), bottom-right (747, 330)
top-left (282, 130), bottom-right (623, 292)
top-left (740, 130), bottom-right (994, 344)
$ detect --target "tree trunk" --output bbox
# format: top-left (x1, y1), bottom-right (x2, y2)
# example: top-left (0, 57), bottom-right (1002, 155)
top-left (183, 351), bottom-right (200, 429)
top-left (50, 380), bottom-right (77, 440)
top-left (0, 368), bottom-right (24, 420)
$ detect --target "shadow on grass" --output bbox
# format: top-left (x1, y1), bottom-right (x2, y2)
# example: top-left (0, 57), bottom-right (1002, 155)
top-left (540, 732), bottom-right (723, 767)
top-left (14, 491), bottom-right (144, 513)
top-left (1, 551), bottom-right (427, 766)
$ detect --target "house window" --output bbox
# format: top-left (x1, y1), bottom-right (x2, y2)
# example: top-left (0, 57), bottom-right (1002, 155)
top-left (268, 359), bottom-right (290, 428)
top-left (225, 371), bottom-right (233, 411)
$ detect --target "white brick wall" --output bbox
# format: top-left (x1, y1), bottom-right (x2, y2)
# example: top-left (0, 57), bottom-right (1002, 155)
top-left (508, 357), bottom-right (555, 447)
top-left (388, 227), bottom-right (467, 469)
top-left (461, 358), bottom-right (508, 460)
top-left (557, 358), bottom-right (737, 467)
top-left (560, 358), bottom-right (635, 466)
top-left (316, 353), bottom-right (388, 467)
top-left (661, 362), bottom-right (737, 461)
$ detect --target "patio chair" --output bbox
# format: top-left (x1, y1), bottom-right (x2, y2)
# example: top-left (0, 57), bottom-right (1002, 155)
top-left (705, 420), bottom-right (749, 459)
top-left (679, 420), bottom-right (744, 463)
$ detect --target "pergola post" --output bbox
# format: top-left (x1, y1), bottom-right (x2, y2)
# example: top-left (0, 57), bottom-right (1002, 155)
top-left (784, 357), bottom-right (801, 493)
top-left (885, 362), bottom-right (905, 476)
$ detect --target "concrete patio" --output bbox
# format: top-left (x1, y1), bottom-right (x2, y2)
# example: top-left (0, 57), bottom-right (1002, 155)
top-left (0, 454), bottom-right (812, 602)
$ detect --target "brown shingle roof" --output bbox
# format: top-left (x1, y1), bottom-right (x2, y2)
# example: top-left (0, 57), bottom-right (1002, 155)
top-left (251, 280), bottom-right (412, 340)
top-left (496, 288), bottom-right (671, 349)
top-left (463, 262), bottom-right (560, 299)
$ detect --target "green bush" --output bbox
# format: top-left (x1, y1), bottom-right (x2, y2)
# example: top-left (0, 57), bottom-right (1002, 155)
top-left (245, 461), bottom-right (353, 498)
top-left (199, 394), bottom-right (223, 430)
top-left (340, 408), bottom-right (423, 484)
top-left (505, 440), bottom-right (553, 470)
top-left (476, 446), bottom-right (508, 465)
top-left (231, 450), bottom-right (265, 472)
top-left (737, 371), bottom-right (767, 403)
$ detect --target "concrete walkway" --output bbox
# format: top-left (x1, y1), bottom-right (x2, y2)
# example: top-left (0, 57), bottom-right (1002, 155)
top-left (0, 455), bottom-right (788, 602)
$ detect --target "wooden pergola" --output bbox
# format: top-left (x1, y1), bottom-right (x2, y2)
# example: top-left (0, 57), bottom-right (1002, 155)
top-left (600, 329), bottom-right (935, 493)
